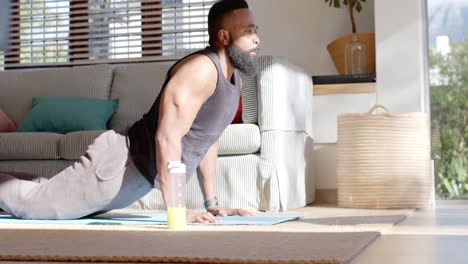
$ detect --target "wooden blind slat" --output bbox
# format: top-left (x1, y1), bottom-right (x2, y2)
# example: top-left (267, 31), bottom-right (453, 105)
top-left (1, 0), bottom-right (212, 69)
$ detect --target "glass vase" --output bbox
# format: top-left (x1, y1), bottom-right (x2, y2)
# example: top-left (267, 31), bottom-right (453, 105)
top-left (345, 34), bottom-right (367, 74)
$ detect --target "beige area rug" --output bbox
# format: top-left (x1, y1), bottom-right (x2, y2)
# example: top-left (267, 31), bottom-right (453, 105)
top-left (298, 215), bottom-right (407, 226)
top-left (0, 228), bottom-right (379, 264)
top-left (0, 213), bottom-right (407, 264)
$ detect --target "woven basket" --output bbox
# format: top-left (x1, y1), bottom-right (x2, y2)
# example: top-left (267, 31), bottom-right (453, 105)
top-left (336, 104), bottom-right (431, 209)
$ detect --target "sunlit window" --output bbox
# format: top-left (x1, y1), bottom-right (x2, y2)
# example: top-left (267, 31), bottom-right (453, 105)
top-left (428, 0), bottom-right (468, 199)
top-left (162, 0), bottom-right (210, 56)
top-left (1, 0), bottom-right (214, 69)
top-left (15, 0), bottom-right (69, 66)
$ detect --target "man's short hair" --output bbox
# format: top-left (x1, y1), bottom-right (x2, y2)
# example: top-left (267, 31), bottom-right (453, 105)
top-left (208, 0), bottom-right (249, 46)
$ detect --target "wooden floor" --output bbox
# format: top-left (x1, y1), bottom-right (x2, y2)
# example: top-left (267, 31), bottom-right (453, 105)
top-left (351, 201), bottom-right (468, 264)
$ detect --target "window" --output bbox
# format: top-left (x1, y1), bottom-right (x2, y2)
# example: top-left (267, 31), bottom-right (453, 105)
top-left (87, 0), bottom-right (143, 60)
top-left (1, 0), bottom-right (214, 69)
top-left (427, 0), bottom-right (467, 199)
top-left (18, 0), bottom-right (70, 65)
top-left (162, 0), bottom-right (210, 56)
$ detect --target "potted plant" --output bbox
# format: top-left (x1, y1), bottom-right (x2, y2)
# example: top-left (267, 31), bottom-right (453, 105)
top-left (325, 0), bottom-right (375, 74)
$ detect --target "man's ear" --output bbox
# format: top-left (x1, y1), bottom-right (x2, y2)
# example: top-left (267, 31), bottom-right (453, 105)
top-left (217, 29), bottom-right (230, 46)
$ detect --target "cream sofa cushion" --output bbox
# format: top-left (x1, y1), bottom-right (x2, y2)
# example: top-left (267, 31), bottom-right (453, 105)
top-left (218, 124), bottom-right (260, 155)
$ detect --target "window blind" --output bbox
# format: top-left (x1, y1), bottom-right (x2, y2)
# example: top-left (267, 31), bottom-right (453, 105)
top-left (0, 0), bottom-right (214, 69)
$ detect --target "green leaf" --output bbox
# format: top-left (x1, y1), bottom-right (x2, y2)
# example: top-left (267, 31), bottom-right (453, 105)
top-left (451, 180), bottom-right (460, 197)
top-left (334, 0), bottom-right (341, 8)
top-left (356, 1), bottom-right (363, 12)
top-left (442, 177), bottom-right (455, 197)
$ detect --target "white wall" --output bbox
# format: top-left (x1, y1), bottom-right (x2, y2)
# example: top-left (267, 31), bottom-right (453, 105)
top-left (248, 0), bottom-right (376, 193)
top-left (375, 0), bottom-right (430, 113)
top-left (248, 0), bottom-right (375, 75)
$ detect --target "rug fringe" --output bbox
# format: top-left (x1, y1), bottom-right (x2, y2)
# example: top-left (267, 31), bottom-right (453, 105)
top-left (0, 255), bottom-right (340, 264)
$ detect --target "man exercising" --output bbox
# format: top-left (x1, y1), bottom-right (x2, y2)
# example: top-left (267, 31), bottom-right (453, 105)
top-left (0, 0), bottom-right (260, 223)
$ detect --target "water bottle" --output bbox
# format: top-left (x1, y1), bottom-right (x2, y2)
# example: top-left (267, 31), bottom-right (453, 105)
top-left (166, 161), bottom-right (187, 229)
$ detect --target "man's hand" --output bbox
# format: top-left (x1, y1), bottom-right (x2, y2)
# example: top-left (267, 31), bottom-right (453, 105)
top-left (187, 211), bottom-right (220, 224)
top-left (206, 205), bottom-right (254, 217)
top-left (187, 207), bottom-right (254, 223)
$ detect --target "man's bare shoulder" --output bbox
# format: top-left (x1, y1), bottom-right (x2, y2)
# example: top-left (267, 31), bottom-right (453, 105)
top-left (171, 54), bottom-right (217, 82)
top-left (166, 54), bottom-right (218, 99)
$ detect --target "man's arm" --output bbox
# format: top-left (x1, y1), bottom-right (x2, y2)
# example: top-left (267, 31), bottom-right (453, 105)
top-left (197, 141), bottom-right (218, 202)
top-left (197, 141), bottom-right (253, 217)
top-left (155, 54), bottom-right (216, 209)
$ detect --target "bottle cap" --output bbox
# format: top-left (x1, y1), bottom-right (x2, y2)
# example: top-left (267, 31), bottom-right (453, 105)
top-left (167, 161), bottom-right (186, 174)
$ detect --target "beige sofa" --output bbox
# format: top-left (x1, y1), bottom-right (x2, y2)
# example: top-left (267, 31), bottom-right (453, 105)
top-left (0, 56), bottom-right (315, 212)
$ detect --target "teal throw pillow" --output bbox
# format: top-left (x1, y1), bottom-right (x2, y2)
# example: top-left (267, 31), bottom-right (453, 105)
top-left (17, 97), bottom-right (119, 134)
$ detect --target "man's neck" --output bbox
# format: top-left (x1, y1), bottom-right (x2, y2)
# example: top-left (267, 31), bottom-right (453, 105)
top-left (215, 48), bottom-right (235, 81)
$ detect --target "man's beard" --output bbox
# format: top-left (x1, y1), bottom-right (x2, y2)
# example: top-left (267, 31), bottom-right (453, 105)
top-left (227, 43), bottom-right (259, 76)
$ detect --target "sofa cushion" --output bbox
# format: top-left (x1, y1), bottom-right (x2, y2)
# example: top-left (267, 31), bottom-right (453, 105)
top-left (0, 64), bottom-right (113, 126)
top-left (218, 124), bottom-right (260, 155)
top-left (59, 130), bottom-right (108, 160)
top-left (16, 97), bottom-right (119, 134)
top-left (0, 132), bottom-right (62, 160)
top-left (109, 62), bottom-right (172, 131)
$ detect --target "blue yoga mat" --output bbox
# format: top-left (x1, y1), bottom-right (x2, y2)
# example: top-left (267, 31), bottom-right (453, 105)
top-left (0, 213), bottom-right (303, 225)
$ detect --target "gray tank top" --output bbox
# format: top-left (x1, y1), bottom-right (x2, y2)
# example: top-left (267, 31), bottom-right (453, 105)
top-left (127, 46), bottom-right (241, 185)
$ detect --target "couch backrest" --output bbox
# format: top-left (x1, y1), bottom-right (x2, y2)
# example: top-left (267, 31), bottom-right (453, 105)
top-left (108, 62), bottom-right (172, 131)
top-left (0, 64), bottom-right (113, 126)
top-left (0, 58), bottom-right (261, 130)
top-left (108, 61), bottom-right (260, 130)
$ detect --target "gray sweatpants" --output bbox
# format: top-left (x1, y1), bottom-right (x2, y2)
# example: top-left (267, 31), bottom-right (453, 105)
top-left (0, 130), bottom-right (153, 219)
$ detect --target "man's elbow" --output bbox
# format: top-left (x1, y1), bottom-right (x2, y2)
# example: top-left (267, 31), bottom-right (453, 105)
top-left (155, 132), bottom-right (181, 149)
top-left (155, 132), bottom-right (167, 146)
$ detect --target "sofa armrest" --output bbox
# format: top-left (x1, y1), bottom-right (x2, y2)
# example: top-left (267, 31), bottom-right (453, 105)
top-left (256, 56), bottom-right (313, 137)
